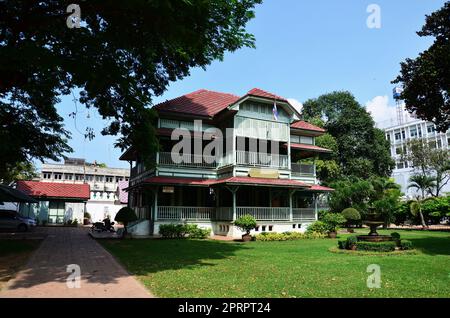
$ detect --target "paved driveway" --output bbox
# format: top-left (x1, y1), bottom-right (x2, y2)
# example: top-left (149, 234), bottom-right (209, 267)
top-left (0, 227), bottom-right (152, 298)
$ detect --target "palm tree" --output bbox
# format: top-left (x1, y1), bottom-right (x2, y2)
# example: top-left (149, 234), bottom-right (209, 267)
top-left (407, 175), bottom-right (436, 228)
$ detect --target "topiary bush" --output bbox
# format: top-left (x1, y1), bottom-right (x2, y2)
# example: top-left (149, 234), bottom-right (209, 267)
top-left (234, 214), bottom-right (257, 235)
top-left (341, 208), bottom-right (361, 230)
top-left (391, 232), bottom-right (401, 240)
top-left (115, 207), bottom-right (138, 236)
top-left (356, 241), bottom-right (396, 252)
top-left (337, 236), bottom-right (358, 250)
top-left (338, 240), bottom-right (347, 249)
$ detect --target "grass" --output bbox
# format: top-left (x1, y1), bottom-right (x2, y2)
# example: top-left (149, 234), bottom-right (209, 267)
top-left (0, 240), bottom-right (41, 290)
top-left (101, 229), bottom-right (450, 298)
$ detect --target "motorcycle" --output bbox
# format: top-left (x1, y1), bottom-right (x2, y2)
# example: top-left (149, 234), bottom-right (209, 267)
top-left (91, 219), bottom-right (115, 232)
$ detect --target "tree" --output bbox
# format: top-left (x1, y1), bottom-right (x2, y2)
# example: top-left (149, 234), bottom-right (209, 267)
top-left (1, 162), bottom-right (38, 184)
top-left (370, 178), bottom-right (402, 228)
top-left (393, 2), bottom-right (450, 131)
top-left (402, 139), bottom-right (450, 196)
top-left (303, 91), bottom-right (395, 180)
top-left (0, 0), bottom-right (262, 179)
top-left (408, 174), bottom-right (437, 227)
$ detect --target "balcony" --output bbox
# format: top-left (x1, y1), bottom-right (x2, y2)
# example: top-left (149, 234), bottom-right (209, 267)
top-left (155, 206), bottom-right (316, 222)
top-left (158, 152), bottom-right (217, 169)
top-left (291, 163), bottom-right (315, 177)
top-left (236, 151), bottom-right (289, 169)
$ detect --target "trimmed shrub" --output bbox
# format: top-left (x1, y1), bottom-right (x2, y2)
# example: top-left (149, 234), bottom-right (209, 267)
top-left (159, 224), bottom-right (210, 239)
top-left (390, 232), bottom-right (401, 240)
top-left (342, 208), bottom-right (361, 222)
top-left (338, 240), bottom-right (347, 249)
top-left (305, 231), bottom-right (327, 239)
top-left (234, 214), bottom-right (257, 235)
top-left (400, 240), bottom-right (413, 250)
top-left (186, 224), bottom-right (211, 239)
top-left (356, 241), bottom-right (396, 252)
top-left (114, 207), bottom-right (138, 226)
top-left (255, 231), bottom-right (326, 241)
top-left (306, 221), bottom-right (328, 234)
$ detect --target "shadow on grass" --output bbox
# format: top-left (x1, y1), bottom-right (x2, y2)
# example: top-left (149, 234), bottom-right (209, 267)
top-left (101, 239), bottom-right (250, 276)
top-left (408, 235), bottom-right (450, 256)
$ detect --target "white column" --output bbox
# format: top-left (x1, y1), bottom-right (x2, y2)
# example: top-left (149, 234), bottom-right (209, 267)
top-left (289, 190), bottom-right (293, 222)
top-left (232, 189), bottom-right (237, 221)
top-left (153, 187), bottom-right (159, 221)
top-left (314, 194), bottom-right (318, 221)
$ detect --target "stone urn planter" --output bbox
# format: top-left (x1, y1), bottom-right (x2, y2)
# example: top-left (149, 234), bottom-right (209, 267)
top-left (357, 207), bottom-right (394, 242)
top-left (328, 231), bottom-right (337, 239)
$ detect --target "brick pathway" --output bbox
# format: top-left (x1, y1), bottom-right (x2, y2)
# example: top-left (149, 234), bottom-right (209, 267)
top-left (0, 227), bottom-right (152, 298)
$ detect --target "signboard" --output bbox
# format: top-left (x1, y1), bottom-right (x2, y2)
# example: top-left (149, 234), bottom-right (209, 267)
top-left (249, 168), bottom-right (279, 179)
top-left (162, 186), bottom-right (175, 193)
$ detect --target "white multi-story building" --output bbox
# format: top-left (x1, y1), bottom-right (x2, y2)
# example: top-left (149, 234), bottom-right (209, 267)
top-left (383, 119), bottom-right (450, 197)
top-left (40, 158), bottom-right (130, 222)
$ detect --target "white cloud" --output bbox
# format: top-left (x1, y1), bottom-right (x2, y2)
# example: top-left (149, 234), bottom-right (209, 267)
top-left (287, 98), bottom-right (303, 114)
top-left (365, 95), bottom-right (398, 128)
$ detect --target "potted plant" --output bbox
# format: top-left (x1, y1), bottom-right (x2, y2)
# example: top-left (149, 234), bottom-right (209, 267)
top-left (323, 213), bottom-right (346, 238)
top-left (83, 212), bottom-right (91, 225)
top-left (114, 207), bottom-right (137, 238)
top-left (341, 208), bottom-right (361, 233)
top-left (234, 214), bottom-right (257, 242)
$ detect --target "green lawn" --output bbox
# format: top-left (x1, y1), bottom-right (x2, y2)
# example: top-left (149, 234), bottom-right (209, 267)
top-left (101, 229), bottom-right (450, 298)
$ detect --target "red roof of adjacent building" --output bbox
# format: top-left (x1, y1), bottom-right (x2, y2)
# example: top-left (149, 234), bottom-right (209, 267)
top-left (289, 143), bottom-right (332, 153)
top-left (154, 89), bottom-right (240, 118)
top-left (246, 88), bottom-right (288, 103)
top-left (290, 120), bottom-right (325, 132)
top-left (16, 181), bottom-right (90, 200)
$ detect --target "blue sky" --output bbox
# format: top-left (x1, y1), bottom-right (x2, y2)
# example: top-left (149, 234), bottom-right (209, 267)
top-left (47, 0), bottom-right (446, 169)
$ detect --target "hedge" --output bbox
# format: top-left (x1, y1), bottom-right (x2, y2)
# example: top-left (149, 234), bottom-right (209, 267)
top-left (400, 239), bottom-right (413, 250)
top-left (255, 231), bottom-right (326, 241)
top-left (159, 224), bottom-right (210, 239)
top-left (356, 241), bottom-right (396, 252)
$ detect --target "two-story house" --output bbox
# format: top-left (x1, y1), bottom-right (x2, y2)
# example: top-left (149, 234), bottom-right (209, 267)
top-left (120, 88), bottom-right (333, 238)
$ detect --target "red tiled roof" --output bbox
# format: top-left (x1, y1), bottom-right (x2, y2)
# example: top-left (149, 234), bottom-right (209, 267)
top-left (289, 143), bottom-right (332, 153)
top-left (308, 184), bottom-right (334, 192)
top-left (16, 181), bottom-right (90, 200)
top-left (246, 88), bottom-right (288, 103)
top-left (291, 121), bottom-right (325, 132)
top-left (154, 89), bottom-right (240, 118)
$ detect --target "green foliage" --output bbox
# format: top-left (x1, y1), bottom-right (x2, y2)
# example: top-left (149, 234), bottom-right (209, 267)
top-left (400, 240), bottom-right (413, 250)
top-left (159, 224), bottom-right (210, 239)
top-left (0, 0), bottom-right (262, 179)
top-left (306, 221), bottom-right (328, 234)
top-left (391, 232), bottom-right (401, 240)
top-left (408, 174), bottom-right (437, 198)
top-left (322, 213), bottom-right (346, 232)
top-left (393, 2), bottom-right (450, 131)
top-left (234, 214), bottom-right (257, 234)
top-left (337, 236), bottom-right (357, 250)
top-left (255, 231), bottom-right (326, 241)
top-left (84, 212), bottom-right (91, 219)
top-left (302, 91), bottom-right (394, 182)
top-left (114, 207), bottom-right (138, 226)
top-left (356, 241), bottom-right (396, 252)
top-left (185, 224), bottom-right (211, 239)
top-left (341, 208), bottom-right (361, 222)
top-left (1, 162), bottom-right (38, 184)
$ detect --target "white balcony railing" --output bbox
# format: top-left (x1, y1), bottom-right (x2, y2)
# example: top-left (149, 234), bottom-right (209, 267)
top-left (154, 206), bottom-right (316, 222)
top-left (157, 206), bottom-right (215, 220)
top-left (292, 208), bottom-right (316, 221)
top-left (158, 152), bottom-right (217, 169)
top-left (236, 151), bottom-right (289, 169)
top-left (291, 163), bottom-right (315, 176)
top-left (236, 207), bottom-right (290, 221)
